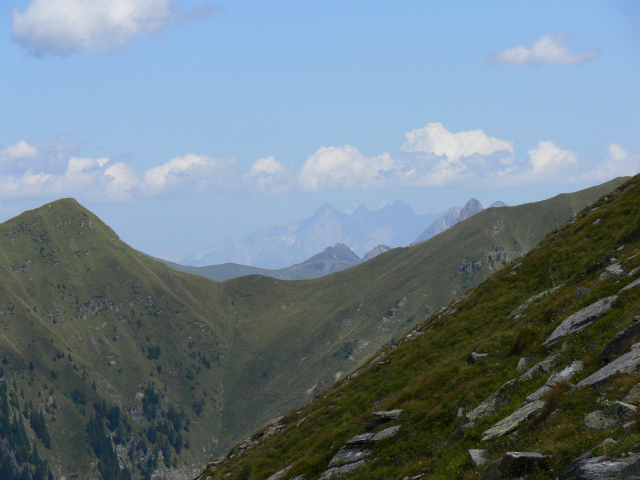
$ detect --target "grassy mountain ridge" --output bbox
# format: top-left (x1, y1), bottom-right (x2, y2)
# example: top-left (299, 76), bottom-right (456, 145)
top-left (0, 177), bottom-right (627, 479)
top-left (158, 243), bottom-right (362, 282)
top-left (196, 174), bottom-right (640, 480)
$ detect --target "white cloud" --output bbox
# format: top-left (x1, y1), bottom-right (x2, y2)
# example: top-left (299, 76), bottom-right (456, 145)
top-left (298, 145), bottom-right (396, 191)
top-left (402, 122), bottom-right (514, 162)
top-left (12, 0), bottom-right (219, 56)
top-left (578, 143), bottom-right (640, 182)
top-left (527, 140), bottom-right (578, 177)
top-left (490, 33), bottom-right (599, 66)
top-left (245, 156), bottom-right (292, 194)
top-left (1, 140), bottom-right (39, 162)
top-left (140, 153), bottom-right (236, 196)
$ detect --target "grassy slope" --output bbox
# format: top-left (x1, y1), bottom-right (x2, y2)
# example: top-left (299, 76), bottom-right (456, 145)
top-left (0, 177), bottom-right (625, 478)
top-left (209, 177), bottom-right (628, 458)
top-left (158, 244), bottom-right (362, 282)
top-left (197, 175), bottom-right (640, 480)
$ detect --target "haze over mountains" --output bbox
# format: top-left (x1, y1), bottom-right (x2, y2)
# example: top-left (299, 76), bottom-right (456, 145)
top-left (173, 197), bottom-right (511, 272)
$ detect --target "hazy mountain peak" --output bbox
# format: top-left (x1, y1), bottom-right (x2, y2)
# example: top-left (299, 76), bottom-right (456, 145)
top-left (490, 200), bottom-right (508, 208)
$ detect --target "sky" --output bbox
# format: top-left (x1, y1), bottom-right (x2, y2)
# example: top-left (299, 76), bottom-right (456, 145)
top-left (1, 0), bottom-right (639, 259)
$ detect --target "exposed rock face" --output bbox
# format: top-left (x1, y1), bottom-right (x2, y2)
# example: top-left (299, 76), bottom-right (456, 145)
top-left (480, 401), bottom-right (545, 441)
top-left (507, 286), bottom-right (562, 319)
top-left (519, 355), bottom-right (559, 382)
top-left (599, 322), bottom-right (640, 364)
top-left (320, 460), bottom-right (367, 479)
top-left (600, 263), bottom-right (624, 280)
top-left (362, 245), bottom-right (391, 261)
top-left (525, 361), bottom-right (583, 402)
top-left (327, 446), bottom-right (371, 469)
top-left (371, 425), bottom-right (401, 442)
top-left (577, 344), bottom-right (640, 387)
top-left (625, 382), bottom-right (640, 404)
top-left (542, 296), bottom-right (618, 348)
top-left (371, 409), bottom-right (403, 420)
top-left (557, 451), bottom-right (640, 480)
top-left (621, 276), bottom-right (640, 291)
top-left (584, 401), bottom-right (637, 429)
top-left (467, 379), bottom-right (519, 422)
top-left (469, 449), bottom-right (490, 467)
top-left (266, 465), bottom-right (291, 480)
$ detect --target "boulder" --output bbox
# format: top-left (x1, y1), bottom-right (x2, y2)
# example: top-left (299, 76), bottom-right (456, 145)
top-left (519, 355), bottom-right (559, 382)
top-left (481, 452), bottom-right (546, 479)
top-left (345, 433), bottom-right (374, 446)
top-left (601, 263), bottom-right (624, 280)
top-left (507, 286), bottom-right (562, 319)
top-left (371, 409), bottom-right (402, 420)
top-left (599, 322), bottom-right (640, 364)
top-left (577, 345), bottom-right (640, 387)
top-left (468, 449), bottom-right (490, 467)
top-left (516, 357), bottom-right (531, 371)
top-left (621, 277), bottom-right (640, 292)
top-left (467, 379), bottom-right (519, 422)
top-left (625, 382), bottom-right (640, 404)
top-left (327, 446), bottom-right (371, 468)
top-left (266, 466), bottom-right (291, 480)
top-left (469, 352), bottom-right (488, 363)
top-left (480, 401), bottom-right (545, 441)
top-left (525, 361), bottom-right (583, 402)
top-left (557, 451), bottom-right (640, 479)
top-left (371, 425), bottom-right (401, 442)
top-left (577, 287), bottom-right (591, 297)
top-left (320, 460), bottom-right (367, 479)
top-left (543, 296), bottom-right (618, 348)
top-left (584, 401), bottom-right (636, 429)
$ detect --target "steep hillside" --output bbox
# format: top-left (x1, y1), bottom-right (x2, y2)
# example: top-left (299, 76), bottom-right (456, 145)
top-left (159, 244), bottom-right (362, 282)
top-left (195, 175), bottom-right (640, 480)
top-left (0, 177), bottom-right (626, 479)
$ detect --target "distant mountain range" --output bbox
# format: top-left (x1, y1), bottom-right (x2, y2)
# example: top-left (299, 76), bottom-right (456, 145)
top-left (179, 200), bottom-right (439, 269)
top-left (158, 243), bottom-right (364, 282)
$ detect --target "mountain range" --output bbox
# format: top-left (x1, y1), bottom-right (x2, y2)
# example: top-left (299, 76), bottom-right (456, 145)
top-left (0, 176), bottom-right (627, 479)
top-left (195, 174), bottom-right (640, 480)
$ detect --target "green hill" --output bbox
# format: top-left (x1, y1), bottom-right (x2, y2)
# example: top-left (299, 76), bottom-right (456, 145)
top-left (158, 243), bottom-right (362, 282)
top-left (0, 177), bottom-right (627, 479)
top-left (195, 175), bottom-right (640, 480)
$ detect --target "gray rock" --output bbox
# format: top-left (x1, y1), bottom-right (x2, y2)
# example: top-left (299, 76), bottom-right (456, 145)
top-left (516, 357), bottom-right (531, 371)
top-left (624, 382), bottom-right (640, 404)
top-left (467, 379), bottom-right (519, 422)
top-left (470, 352), bottom-right (488, 363)
top-left (371, 425), bottom-right (401, 442)
top-left (577, 346), bottom-right (640, 387)
top-left (320, 460), bottom-right (367, 479)
top-left (481, 459), bottom-right (503, 480)
top-left (327, 446), bottom-right (371, 468)
top-left (519, 354), bottom-right (559, 382)
top-left (600, 322), bottom-right (640, 364)
top-left (543, 296), bottom-right (618, 348)
top-left (469, 449), bottom-right (490, 467)
top-left (601, 263), bottom-right (624, 280)
top-left (621, 277), bottom-right (640, 292)
top-left (557, 452), bottom-right (640, 479)
top-left (499, 452), bottom-right (547, 476)
top-left (585, 401), bottom-right (636, 429)
top-left (345, 433), bottom-right (374, 446)
top-left (457, 407), bottom-right (465, 418)
top-left (507, 286), bottom-right (562, 319)
top-left (371, 409), bottom-right (402, 420)
top-left (526, 361), bottom-right (583, 402)
top-left (577, 287), bottom-right (591, 297)
top-left (480, 401), bottom-right (545, 441)
top-left (266, 466), bottom-right (291, 480)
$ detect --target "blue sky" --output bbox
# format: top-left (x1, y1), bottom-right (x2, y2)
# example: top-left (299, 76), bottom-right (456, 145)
top-left (1, 0), bottom-right (639, 258)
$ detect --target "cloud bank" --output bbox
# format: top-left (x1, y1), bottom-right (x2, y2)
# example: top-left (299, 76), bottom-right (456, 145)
top-left (1, 124), bottom-right (636, 202)
top-left (490, 33), bottom-right (599, 66)
top-left (12, 0), bottom-right (220, 56)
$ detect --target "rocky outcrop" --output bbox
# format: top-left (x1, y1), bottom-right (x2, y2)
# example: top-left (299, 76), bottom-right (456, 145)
top-left (584, 401), bottom-right (637, 429)
top-left (600, 263), bottom-right (624, 280)
top-left (467, 379), bottom-right (519, 422)
top-left (525, 360), bottom-right (583, 402)
top-left (543, 296), bottom-right (618, 348)
top-left (577, 343), bottom-right (640, 387)
top-left (625, 382), bottom-right (640, 404)
top-left (599, 322), bottom-right (640, 364)
top-left (519, 354), bottom-right (559, 382)
top-left (557, 451), bottom-right (640, 479)
top-left (507, 286), bottom-right (562, 319)
top-left (469, 449), bottom-right (490, 467)
top-left (481, 452), bottom-right (547, 479)
top-left (621, 276), bottom-right (640, 292)
top-left (480, 401), bottom-right (544, 441)
top-left (362, 245), bottom-right (391, 261)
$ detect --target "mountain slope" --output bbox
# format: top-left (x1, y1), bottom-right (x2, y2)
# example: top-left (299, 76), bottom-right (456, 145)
top-left (0, 177), bottom-right (626, 479)
top-left (182, 201), bottom-right (438, 269)
top-left (159, 243), bottom-right (362, 282)
top-left (195, 176), bottom-right (640, 480)
top-left (413, 197), bottom-right (487, 245)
